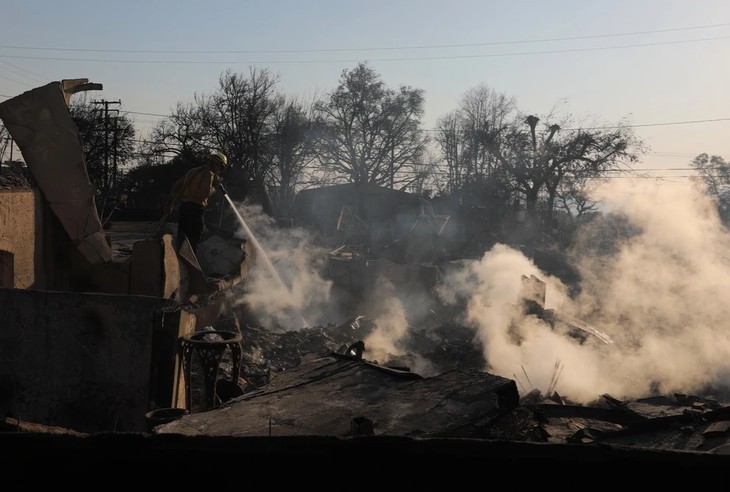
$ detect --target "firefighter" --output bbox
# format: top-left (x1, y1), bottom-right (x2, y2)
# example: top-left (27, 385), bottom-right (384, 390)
top-left (168, 152), bottom-right (228, 254)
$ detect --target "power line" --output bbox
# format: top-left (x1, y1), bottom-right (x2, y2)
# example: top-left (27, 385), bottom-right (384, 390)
top-left (121, 107), bottom-right (730, 131)
top-left (618, 167), bottom-right (699, 171)
top-left (0, 72), bottom-right (29, 87)
top-left (420, 116), bottom-right (730, 132)
top-left (1, 35), bottom-right (729, 65)
top-left (123, 110), bottom-right (168, 117)
top-left (650, 152), bottom-right (698, 157)
top-left (1, 22), bottom-right (729, 54)
top-left (0, 60), bottom-right (47, 84)
top-left (570, 117), bottom-right (730, 130)
top-left (119, 110), bottom-right (728, 160)
top-left (3, 100), bottom-right (725, 162)
top-left (5, 104), bottom-right (728, 168)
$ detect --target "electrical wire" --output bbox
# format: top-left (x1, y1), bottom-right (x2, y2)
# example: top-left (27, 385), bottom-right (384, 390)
top-left (1, 22), bottom-right (728, 54)
top-left (1, 35), bottom-right (729, 65)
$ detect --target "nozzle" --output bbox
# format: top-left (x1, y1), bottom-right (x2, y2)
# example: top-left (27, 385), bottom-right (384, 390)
top-left (218, 182), bottom-right (228, 195)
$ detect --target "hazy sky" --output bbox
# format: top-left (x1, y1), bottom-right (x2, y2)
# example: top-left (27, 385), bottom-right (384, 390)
top-left (2, 0), bottom-right (729, 178)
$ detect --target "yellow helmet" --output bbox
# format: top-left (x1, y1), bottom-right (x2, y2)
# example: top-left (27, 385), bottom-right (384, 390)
top-left (208, 152), bottom-right (228, 168)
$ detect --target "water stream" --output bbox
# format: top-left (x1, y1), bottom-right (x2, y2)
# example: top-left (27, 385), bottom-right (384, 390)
top-left (223, 194), bottom-right (309, 328)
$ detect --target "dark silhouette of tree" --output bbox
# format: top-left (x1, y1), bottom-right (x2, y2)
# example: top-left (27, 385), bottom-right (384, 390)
top-left (203, 68), bottom-right (280, 196)
top-left (485, 114), bottom-right (643, 234)
top-left (554, 173), bottom-right (601, 222)
top-left (691, 153), bottom-right (730, 196)
top-left (142, 102), bottom-right (209, 161)
top-left (435, 111), bottom-right (465, 194)
top-left (122, 155), bottom-right (195, 212)
top-left (141, 68), bottom-right (282, 206)
top-left (313, 63), bottom-right (428, 187)
top-left (690, 153), bottom-right (730, 225)
top-left (434, 84), bottom-right (518, 229)
top-left (268, 97), bottom-right (318, 217)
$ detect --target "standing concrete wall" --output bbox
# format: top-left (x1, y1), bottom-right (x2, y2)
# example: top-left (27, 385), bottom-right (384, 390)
top-left (0, 189), bottom-right (44, 289)
top-left (0, 80), bottom-right (112, 265)
top-left (0, 288), bottom-right (192, 433)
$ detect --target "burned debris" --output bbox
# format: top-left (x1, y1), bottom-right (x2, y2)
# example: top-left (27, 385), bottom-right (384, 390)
top-left (516, 274), bottom-right (613, 345)
top-left (155, 302), bottom-right (730, 462)
top-left (2, 79), bottom-right (730, 470)
top-left (0, 80), bottom-right (254, 433)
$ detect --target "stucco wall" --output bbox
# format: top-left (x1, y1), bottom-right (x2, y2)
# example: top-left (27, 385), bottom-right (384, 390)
top-left (0, 288), bottom-right (193, 433)
top-left (0, 189), bottom-right (44, 289)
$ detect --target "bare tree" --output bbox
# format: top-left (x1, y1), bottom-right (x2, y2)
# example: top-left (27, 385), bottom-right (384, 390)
top-left (142, 101), bottom-right (209, 161)
top-left (435, 85), bottom-right (517, 192)
top-left (555, 173), bottom-right (602, 222)
top-left (313, 63), bottom-right (428, 187)
top-left (406, 147), bottom-right (441, 197)
top-left (435, 111), bottom-right (466, 195)
top-left (433, 84), bottom-right (519, 232)
top-left (459, 84), bottom-right (518, 179)
top-left (486, 114), bottom-right (643, 231)
top-left (140, 68), bottom-right (283, 205)
top-left (690, 153), bottom-right (730, 196)
top-left (203, 68), bottom-right (281, 193)
top-left (268, 96), bottom-right (319, 216)
top-left (690, 153), bottom-right (730, 224)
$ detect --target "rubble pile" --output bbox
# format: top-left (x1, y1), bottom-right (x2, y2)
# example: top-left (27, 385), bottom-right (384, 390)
top-left (211, 311), bottom-right (485, 391)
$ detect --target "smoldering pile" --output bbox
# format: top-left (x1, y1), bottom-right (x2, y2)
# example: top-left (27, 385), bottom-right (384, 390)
top-left (211, 313), bottom-right (484, 390)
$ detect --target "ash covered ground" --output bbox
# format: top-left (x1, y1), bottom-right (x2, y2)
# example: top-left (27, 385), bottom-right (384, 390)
top-left (211, 310), bottom-right (483, 391)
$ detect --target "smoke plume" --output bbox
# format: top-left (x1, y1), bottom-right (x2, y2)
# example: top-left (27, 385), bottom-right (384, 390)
top-left (230, 179), bottom-right (730, 405)
top-left (440, 179), bottom-right (730, 404)
top-left (228, 202), bottom-right (338, 330)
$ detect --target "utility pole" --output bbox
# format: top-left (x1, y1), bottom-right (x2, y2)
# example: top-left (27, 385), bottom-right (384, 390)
top-left (112, 116), bottom-right (118, 190)
top-left (92, 99), bottom-right (120, 194)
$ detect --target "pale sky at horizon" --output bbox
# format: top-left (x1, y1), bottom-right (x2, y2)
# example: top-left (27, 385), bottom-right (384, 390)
top-left (2, 0), bottom-right (730, 179)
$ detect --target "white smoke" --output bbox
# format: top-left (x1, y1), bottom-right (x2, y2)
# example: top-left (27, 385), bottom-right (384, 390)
top-left (228, 201), bottom-right (338, 330)
top-left (228, 200), bottom-right (434, 359)
top-left (228, 179), bottom-right (730, 405)
top-left (361, 276), bottom-right (410, 364)
top-left (439, 179), bottom-right (730, 404)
